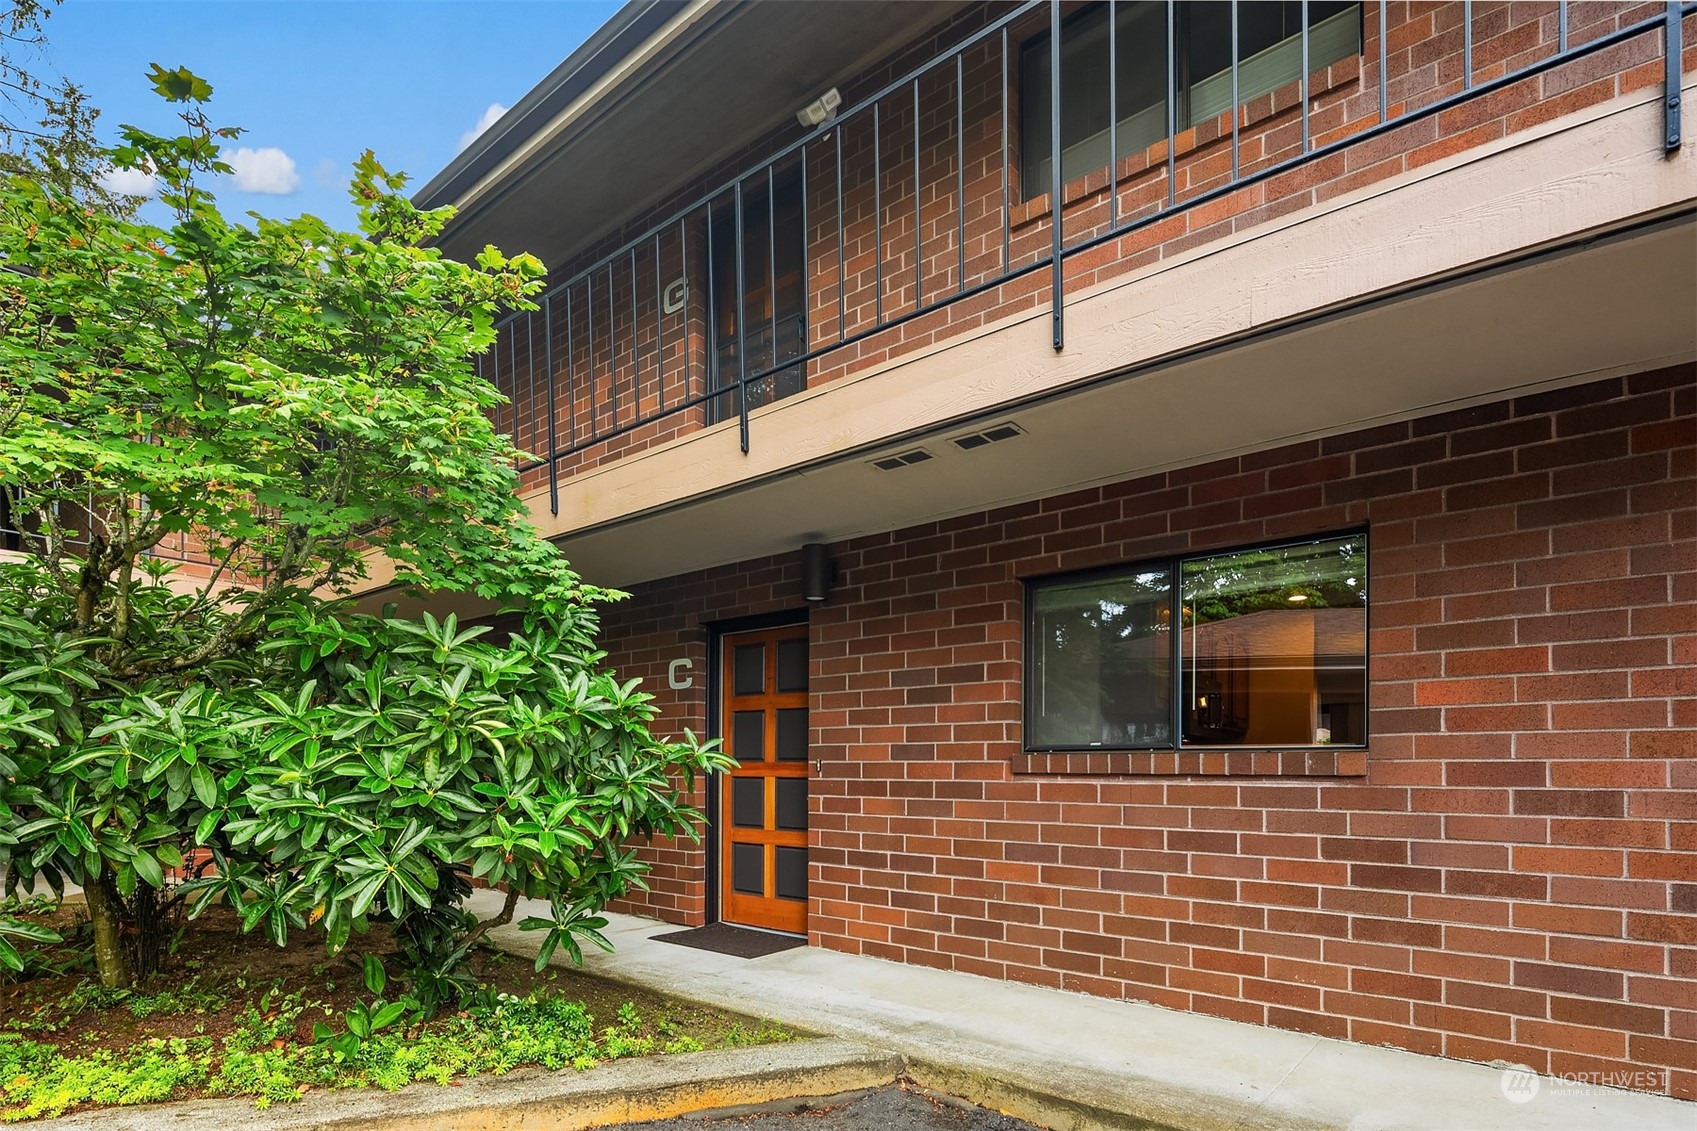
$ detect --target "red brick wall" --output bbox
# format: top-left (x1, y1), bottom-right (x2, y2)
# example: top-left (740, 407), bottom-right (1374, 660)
top-left (595, 364), bottom-right (1696, 1098)
top-left (484, 3), bottom-right (1695, 491)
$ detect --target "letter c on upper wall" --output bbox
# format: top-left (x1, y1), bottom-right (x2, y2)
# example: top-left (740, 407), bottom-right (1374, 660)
top-left (667, 658), bottom-right (694, 690)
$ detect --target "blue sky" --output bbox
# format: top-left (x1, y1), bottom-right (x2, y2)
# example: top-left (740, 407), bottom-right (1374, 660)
top-left (36, 0), bottom-right (622, 229)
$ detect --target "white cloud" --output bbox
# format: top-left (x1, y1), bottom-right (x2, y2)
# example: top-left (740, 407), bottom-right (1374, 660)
top-left (98, 165), bottom-right (159, 198)
top-left (457, 103), bottom-right (506, 154)
top-left (226, 147), bottom-right (301, 195)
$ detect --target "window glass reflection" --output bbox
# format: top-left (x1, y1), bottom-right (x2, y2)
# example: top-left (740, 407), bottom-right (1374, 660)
top-left (1030, 568), bottom-right (1172, 747)
top-left (1180, 536), bottom-right (1366, 746)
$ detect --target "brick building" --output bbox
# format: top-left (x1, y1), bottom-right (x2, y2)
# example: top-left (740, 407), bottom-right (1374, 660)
top-left (391, 1), bottom-right (1697, 1099)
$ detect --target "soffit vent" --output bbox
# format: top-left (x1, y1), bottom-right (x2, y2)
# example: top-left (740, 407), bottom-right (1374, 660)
top-left (950, 422), bottom-right (1025, 451)
top-left (870, 448), bottom-right (935, 471)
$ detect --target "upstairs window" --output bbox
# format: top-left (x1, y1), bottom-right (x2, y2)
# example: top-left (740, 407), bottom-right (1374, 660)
top-left (1021, 2), bottom-right (1361, 196)
top-left (1026, 533), bottom-right (1367, 750)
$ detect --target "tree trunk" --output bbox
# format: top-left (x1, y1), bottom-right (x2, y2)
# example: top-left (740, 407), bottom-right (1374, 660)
top-left (128, 884), bottom-right (174, 980)
top-left (83, 868), bottom-right (134, 989)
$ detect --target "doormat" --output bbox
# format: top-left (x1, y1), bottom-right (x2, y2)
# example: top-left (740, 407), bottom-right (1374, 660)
top-left (651, 923), bottom-right (806, 959)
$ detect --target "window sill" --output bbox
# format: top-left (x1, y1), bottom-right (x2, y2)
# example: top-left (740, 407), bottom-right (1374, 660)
top-left (1008, 52), bottom-right (1362, 231)
top-left (1011, 747), bottom-right (1368, 777)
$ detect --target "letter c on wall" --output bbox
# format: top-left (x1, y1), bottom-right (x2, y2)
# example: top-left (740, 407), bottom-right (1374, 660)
top-left (667, 658), bottom-right (694, 690)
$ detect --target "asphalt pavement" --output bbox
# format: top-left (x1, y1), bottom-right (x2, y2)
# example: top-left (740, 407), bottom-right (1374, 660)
top-left (603, 1085), bottom-right (1044, 1129)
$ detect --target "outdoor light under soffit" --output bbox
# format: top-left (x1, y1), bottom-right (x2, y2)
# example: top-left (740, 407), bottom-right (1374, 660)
top-left (802, 543), bottom-right (836, 603)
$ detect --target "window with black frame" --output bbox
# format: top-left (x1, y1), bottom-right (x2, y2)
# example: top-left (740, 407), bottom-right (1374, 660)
top-left (1021, 1), bottom-right (1361, 197)
top-left (1027, 533), bottom-right (1367, 749)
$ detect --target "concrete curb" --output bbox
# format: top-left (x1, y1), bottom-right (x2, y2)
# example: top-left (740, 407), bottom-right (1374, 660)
top-left (27, 1038), bottom-right (904, 1131)
top-left (905, 1063), bottom-right (1160, 1131)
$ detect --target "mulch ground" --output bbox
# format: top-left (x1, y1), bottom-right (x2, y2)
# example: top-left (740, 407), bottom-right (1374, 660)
top-left (1, 899), bottom-right (770, 1058)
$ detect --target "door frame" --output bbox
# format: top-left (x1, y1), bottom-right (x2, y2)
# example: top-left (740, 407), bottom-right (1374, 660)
top-left (704, 609), bottom-right (809, 931)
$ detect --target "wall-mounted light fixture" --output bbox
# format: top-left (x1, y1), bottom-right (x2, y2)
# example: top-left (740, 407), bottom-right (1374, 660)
top-left (795, 87), bottom-right (842, 129)
top-left (802, 542), bottom-right (836, 603)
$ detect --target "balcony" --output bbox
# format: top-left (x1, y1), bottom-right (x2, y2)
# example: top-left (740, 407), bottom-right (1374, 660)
top-left (471, 1), bottom-right (1689, 497)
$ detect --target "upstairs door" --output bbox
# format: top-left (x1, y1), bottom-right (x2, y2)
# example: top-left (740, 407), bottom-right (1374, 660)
top-left (708, 168), bottom-right (807, 422)
top-left (719, 624), bottom-right (809, 934)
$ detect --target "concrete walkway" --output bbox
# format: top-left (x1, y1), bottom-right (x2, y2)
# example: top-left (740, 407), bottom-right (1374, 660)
top-left (470, 891), bottom-right (1692, 1131)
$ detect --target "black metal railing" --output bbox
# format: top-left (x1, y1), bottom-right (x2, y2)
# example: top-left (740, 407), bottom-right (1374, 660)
top-left (479, 0), bottom-right (1690, 518)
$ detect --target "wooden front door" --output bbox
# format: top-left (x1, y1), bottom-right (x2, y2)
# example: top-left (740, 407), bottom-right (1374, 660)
top-left (719, 624), bottom-right (808, 934)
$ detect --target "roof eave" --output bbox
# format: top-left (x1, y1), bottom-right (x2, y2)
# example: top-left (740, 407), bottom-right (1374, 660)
top-left (412, 0), bottom-right (692, 213)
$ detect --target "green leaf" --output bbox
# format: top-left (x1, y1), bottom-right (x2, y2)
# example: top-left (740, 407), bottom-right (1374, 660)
top-left (390, 864), bottom-right (431, 910)
top-left (362, 952), bottom-right (386, 995)
top-left (132, 851), bottom-right (165, 890)
top-left (147, 63), bottom-right (214, 103)
top-left (190, 761), bottom-right (217, 808)
top-left (325, 908), bottom-right (351, 956)
top-left (0, 919), bottom-right (61, 945)
top-left (532, 930), bottom-right (561, 971)
top-left (371, 1000), bottom-right (409, 1030)
top-left (346, 873), bottom-right (386, 920)
top-left (195, 810), bottom-right (221, 845)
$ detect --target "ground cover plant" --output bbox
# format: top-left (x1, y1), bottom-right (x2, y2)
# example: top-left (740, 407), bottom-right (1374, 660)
top-left (0, 899), bottom-right (793, 1121)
